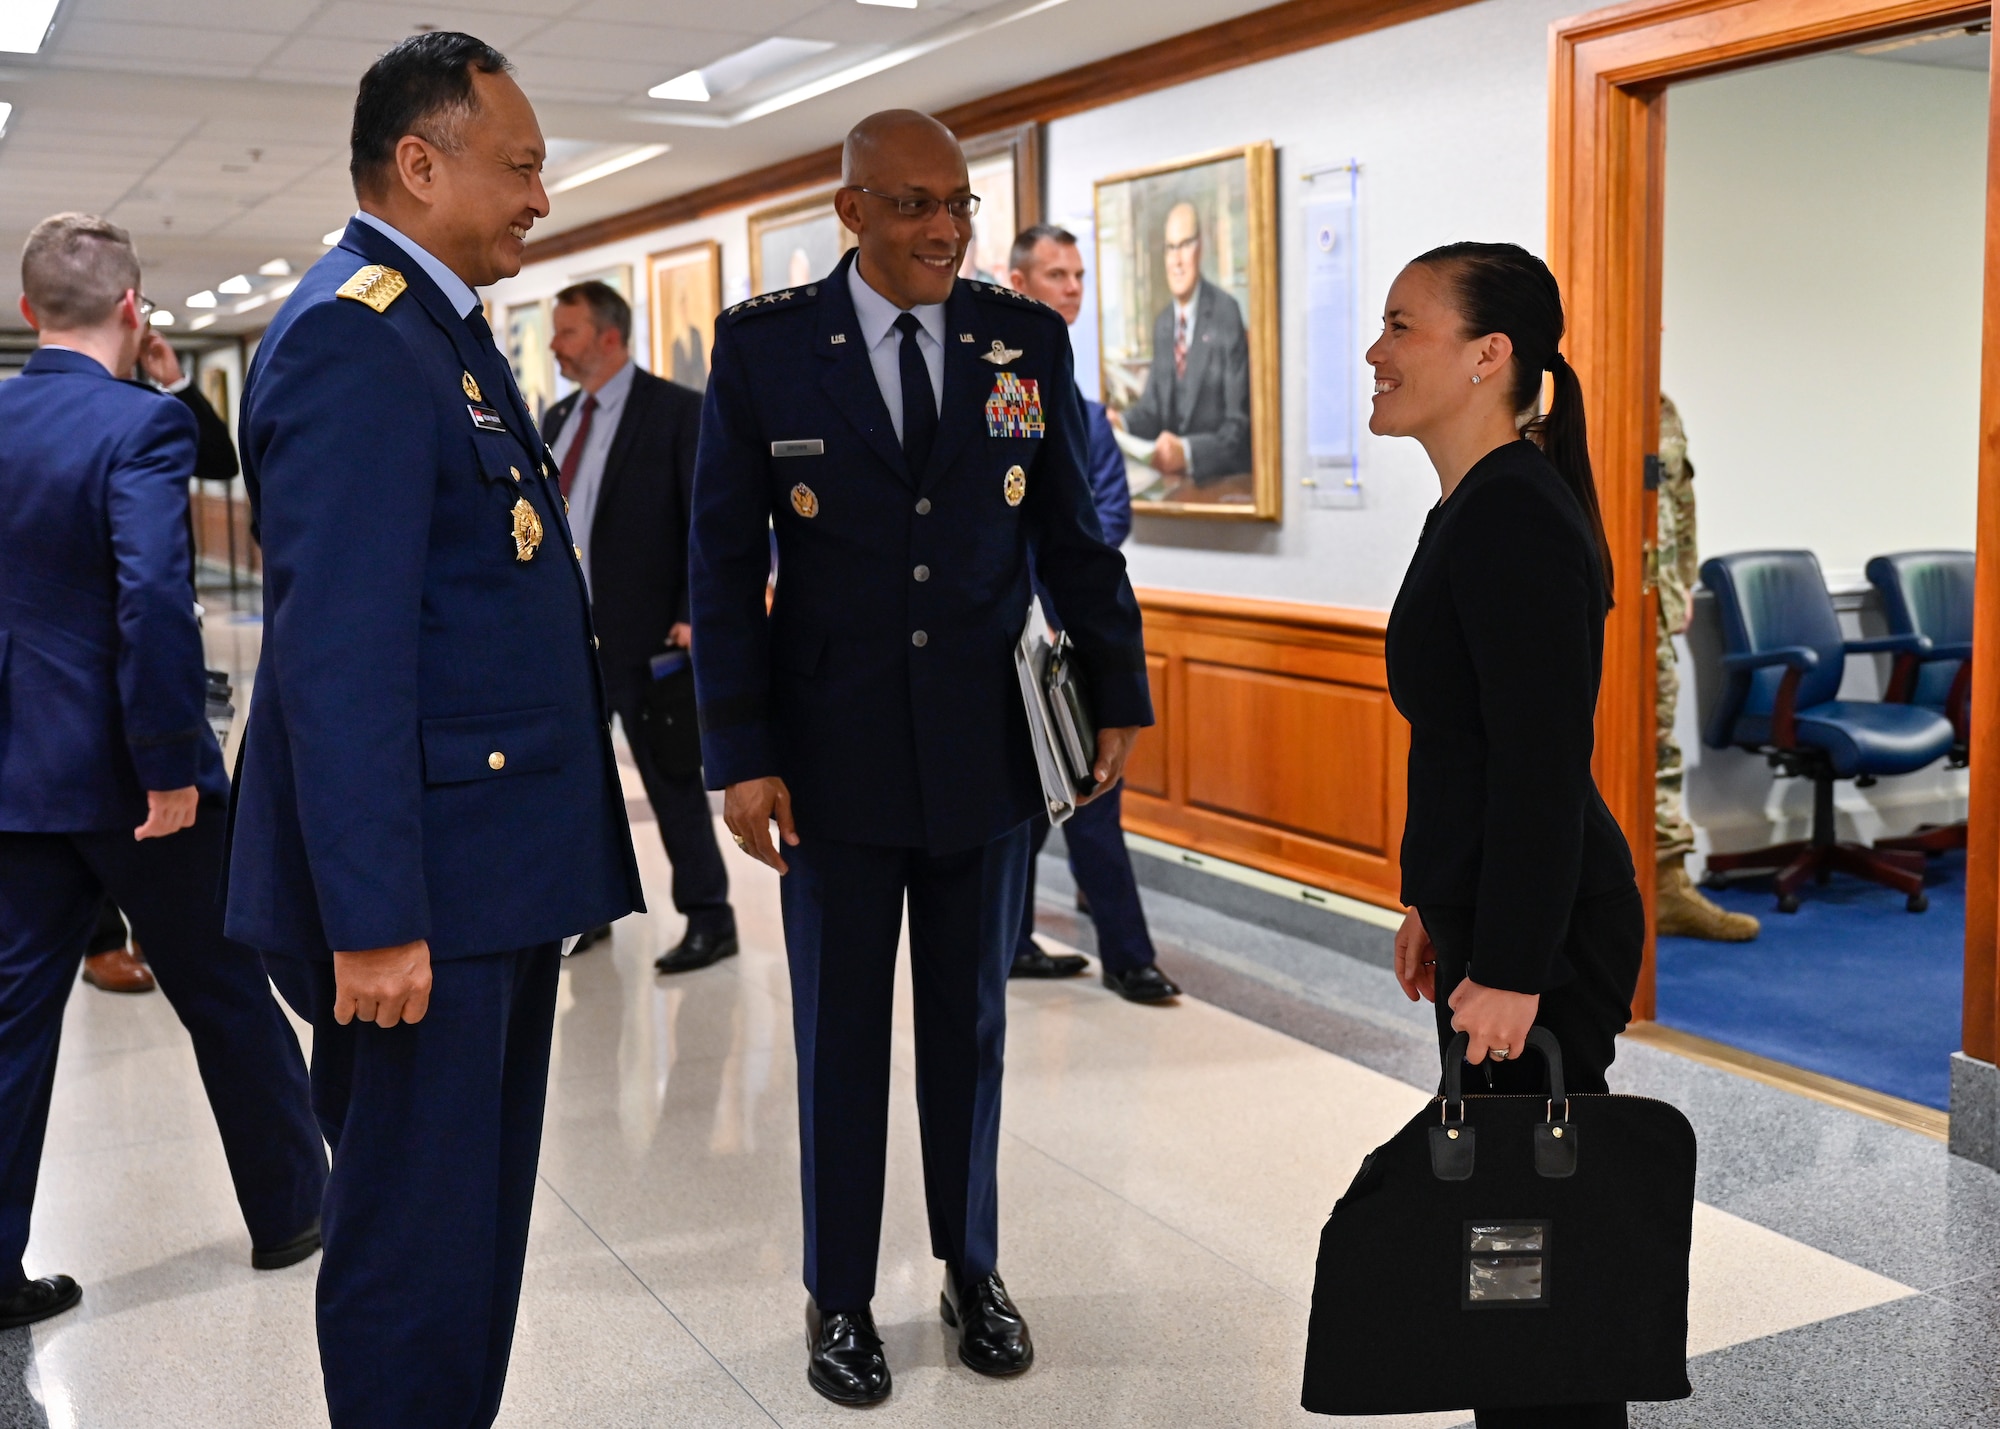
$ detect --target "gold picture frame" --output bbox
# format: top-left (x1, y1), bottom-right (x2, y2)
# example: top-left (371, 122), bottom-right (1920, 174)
top-left (958, 124), bottom-right (1042, 284)
top-left (647, 240), bottom-right (722, 391)
top-left (1093, 141), bottom-right (1280, 521)
top-left (747, 189), bottom-right (856, 296)
top-left (503, 299), bottom-right (556, 427)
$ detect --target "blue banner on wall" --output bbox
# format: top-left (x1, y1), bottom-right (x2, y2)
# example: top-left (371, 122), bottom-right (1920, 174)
top-left (1304, 170), bottom-right (1361, 508)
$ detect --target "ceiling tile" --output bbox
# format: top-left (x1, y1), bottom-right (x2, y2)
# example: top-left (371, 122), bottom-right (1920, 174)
top-left (511, 21), bottom-right (749, 70)
top-left (256, 35), bottom-right (407, 84)
top-left (64, 0), bottom-right (321, 31)
top-left (509, 54), bottom-right (696, 102)
top-left (52, 20), bottom-right (290, 70)
top-left (302, 4), bottom-right (550, 49)
top-left (573, 0), bottom-right (826, 31)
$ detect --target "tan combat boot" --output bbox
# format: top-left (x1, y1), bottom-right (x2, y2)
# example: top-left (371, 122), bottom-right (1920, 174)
top-left (1656, 862), bottom-right (1760, 941)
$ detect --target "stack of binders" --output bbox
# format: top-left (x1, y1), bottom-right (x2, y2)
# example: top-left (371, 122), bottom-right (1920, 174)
top-left (1014, 602), bottom-right (1098, 826)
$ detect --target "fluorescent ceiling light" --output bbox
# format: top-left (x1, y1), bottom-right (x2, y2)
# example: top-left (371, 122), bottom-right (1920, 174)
top-left (233, 292), bottom-right (271, 314)
top-left (322, 227), bottom-right (344, 246)
top-left (649, 71), bottom-right (709, 102)
top-left (186, 290), bottom-right (217, 308)
top-left (0, 102), bottom-right (12, 140)
top-left (858, 0), bottom-right (920, 7)
top-left (546, 142), bottom-right (670, 195)
top-left (148, 310), bottom-right (174, 327)
top-left (258, 258), bottom-right (291, 276)
top-left (189, 314), bottom-right (217, 331)
top-left (217, 274), bottom-right (252, 295)
top-left (0, 1), bottom-right (61, 55)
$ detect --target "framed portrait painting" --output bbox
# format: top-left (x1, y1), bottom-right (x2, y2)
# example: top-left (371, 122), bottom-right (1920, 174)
top-left (567, 262), bottom-right (632, 300)
top-left (647, 240), bottom-right (722, 391)
top-left (748, 189), bottom-right (855, 295)
top-left (1093, 141), bottom-right (1279, 520)
top-left (504, 299), bottom-right (556, 426)
top-left (958, 124), bottom-right (1041, 285)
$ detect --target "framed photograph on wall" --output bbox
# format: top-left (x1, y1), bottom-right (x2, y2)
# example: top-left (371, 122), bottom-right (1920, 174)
top-left (648, 240), bottom-right (722, 391)
top-left (748, 190), bottom-right (855, 295)
top-left (959, 124), bottom-right (1042, 284)
top-left (504, 299), bottom-right (556, 426)
top-left (1094, 141), bottom-right (1280, 520)
top-left (567, 262), bottom-right (632, 300)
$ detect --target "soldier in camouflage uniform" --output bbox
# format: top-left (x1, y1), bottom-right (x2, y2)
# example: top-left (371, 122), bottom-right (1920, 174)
top-left (1656, 394), bottom-right (1759, 940)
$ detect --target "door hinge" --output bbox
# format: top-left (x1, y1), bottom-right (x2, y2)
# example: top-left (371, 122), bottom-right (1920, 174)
top-left (1643, 454), bottom-right (1663, 491)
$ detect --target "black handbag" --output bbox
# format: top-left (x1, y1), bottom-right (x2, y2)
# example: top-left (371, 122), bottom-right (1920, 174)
top-left (636, 648), bottom-right (702, 779)
top-left (1301, 1028), bottom-right (1696, 1415)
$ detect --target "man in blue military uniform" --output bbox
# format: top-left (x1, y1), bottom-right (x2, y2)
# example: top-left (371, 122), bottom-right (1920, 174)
top-left (691, 109), bottom-right (1153, 1406)
top-left (226, 35), bottom-right (639, 1428)
top-left (0, 211), bottom-right (327, 1333)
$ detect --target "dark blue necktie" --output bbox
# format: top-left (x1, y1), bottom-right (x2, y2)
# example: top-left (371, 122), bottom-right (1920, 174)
top-left (895, 312), bottom-right (937, 477)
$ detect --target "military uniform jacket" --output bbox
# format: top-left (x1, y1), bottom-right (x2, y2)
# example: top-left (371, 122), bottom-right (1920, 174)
top-left (0, 348), bottom-right (225, 832)
top-left (224, 218), bottom-right (641, 960)
top-left (690, 251), bottom-right (1153, 854)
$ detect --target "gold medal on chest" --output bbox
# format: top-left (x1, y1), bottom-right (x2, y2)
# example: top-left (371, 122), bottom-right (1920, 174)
top-left (511, 498), bottom-right (543, 561)
top-left (1003, 465), bottom-right (1027, 507)
top-left (462, 371), bottom-right (483, 402)
top-left (791, 484), bottom-right (820, 519)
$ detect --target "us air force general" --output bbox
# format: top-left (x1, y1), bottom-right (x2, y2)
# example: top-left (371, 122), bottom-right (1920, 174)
top-left (690, 109), bottom-right (1154, 1406)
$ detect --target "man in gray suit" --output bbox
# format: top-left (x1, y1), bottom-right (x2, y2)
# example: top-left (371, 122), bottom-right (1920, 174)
top-left (1118, 201), bottom-right (1251, 486)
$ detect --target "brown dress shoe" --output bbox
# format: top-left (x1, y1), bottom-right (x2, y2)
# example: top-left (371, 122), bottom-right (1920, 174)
top-left (1657, 863), bottom-right (1760, 942)
top-left (81, 947), bottom-right (156, 993)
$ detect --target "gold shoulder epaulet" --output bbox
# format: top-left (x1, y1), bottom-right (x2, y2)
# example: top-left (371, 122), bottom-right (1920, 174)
top-left (335, 265), bottom-right (408, 313)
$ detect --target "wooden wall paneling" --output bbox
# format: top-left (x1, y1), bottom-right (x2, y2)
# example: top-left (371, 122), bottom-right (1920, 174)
top-left (1549, 0), bottom-right (1994, 1026)
top-left (1128, 654), bottom-right (1171, 796)
top-left (521, 0), bottom-right (1484, 265)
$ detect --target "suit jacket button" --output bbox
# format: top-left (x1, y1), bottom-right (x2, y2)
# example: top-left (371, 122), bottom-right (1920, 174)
top-left (915, 498), bottom-right (932, 515)
top-left (488, 751), bottom-right (506, 770)
top-left (913, 565), bottom-right (930, 582)
top-left (911, 630), bottom-right (928, 648)
top-left (573, 544), bottom-right (583, 561)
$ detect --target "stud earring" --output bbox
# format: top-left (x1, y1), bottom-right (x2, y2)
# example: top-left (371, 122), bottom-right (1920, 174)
top-left (1471, 374), bottom-right (1482, 385)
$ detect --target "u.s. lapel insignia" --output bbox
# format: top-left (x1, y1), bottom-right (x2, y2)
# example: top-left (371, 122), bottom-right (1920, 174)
top-left (334, 265), bottom-right (407, 313)
top-left (829, 332), bottom-right (847, 345)
top-left (462, 370), bottom-right (483, 402)
top-left (985, 373), bottom-right (1046, 438)
top-left (981, 339), bottom-right (1023, 365)
top-left (511, 498), bottom-right (543, 561)
top-left (791, 484), bottom-right (820, 519)
top-left (1003, 465), bottom-right (1027, 506)
top-left (959, 333), bottom-right (975, 343)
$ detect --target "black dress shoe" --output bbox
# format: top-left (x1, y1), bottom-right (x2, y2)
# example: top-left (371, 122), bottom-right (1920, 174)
top-left (252, 1219), bottom-right (322, 1271)
top-left (1102, 964), bottom-right (1180, 1003)
top-left (0, 1275), bottom-right (81, 1330)
top-left (940, 1269), bottom-right (1033, 1376)
top-left (654, 929), bottom-right (739, 975)
top-left (1010, 944), bottom-right (1088, 979)
top-left (806, 1300), bottom-right (891, 1406)
top-left (572, 923), bottom-right (613, 953)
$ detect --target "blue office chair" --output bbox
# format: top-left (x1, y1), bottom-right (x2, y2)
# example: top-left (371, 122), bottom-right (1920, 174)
top-left (1865, 550), bottom-right (1973, 854)
top-left (1700, 550), bottom-right (1957, 913)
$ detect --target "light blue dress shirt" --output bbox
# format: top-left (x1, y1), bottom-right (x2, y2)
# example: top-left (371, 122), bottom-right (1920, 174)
top-left (548, 360), bottom-right (635, 592)
top-left (350, 211), bottom-right (479, 319)
top-left (847, 260), bottom-right (945, 444)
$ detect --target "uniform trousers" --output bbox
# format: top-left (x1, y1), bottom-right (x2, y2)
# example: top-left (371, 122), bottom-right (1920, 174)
top-left (779, 824), bottom-right (1030, 1311)
top-left (0, 806), bottom-right (325, 1291)
top-left (264, 943), bottom-right (559, 1429)
top-left (610, 689), bottom-right (732, 937)
top-left (1019, 785), bottom-right (1157, 973)
top-left (1424, 884), bottom-right (1645, 1429)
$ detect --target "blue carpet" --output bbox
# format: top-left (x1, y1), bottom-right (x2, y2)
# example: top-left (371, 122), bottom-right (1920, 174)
top-left (1655, 849), bottom-right (1966, 1110)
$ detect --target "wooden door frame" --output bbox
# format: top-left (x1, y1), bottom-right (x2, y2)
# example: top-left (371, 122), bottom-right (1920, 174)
top-left (1549, 0), bottom-right (1998, 1024)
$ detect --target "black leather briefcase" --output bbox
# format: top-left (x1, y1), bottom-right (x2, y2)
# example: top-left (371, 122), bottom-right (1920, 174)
top-left (1301, 1028), bottom-right (1696, 1415)
top-left (636, 649), bottom-right (702, 779)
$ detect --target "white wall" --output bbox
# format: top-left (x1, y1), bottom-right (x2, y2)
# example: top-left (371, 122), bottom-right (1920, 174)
top-left (1662, 54), bottom-right (1986, 587)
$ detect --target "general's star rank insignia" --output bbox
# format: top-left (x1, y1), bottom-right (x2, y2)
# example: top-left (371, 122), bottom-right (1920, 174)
top-left (334, 264), bottom-right (408, 313)
top-left (791, 484), bottom-right (820, 519)
top-left (1004, 465), bottom-right (1026, 507)
top-left (985, 373), bottom-right (1045, 438)
top-left (511, 498), bottom-right (543, 561)
top-left (981, 339), bottom-right (1023, 365)
top-left (462, 371), bottom-right (482, 402)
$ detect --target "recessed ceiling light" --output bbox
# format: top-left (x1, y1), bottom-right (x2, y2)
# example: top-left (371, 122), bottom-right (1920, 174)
top-left (0, 1), bottom-right (61, 55)
top-left (149, 310), bottom-right (174, 327)
top-left (858, 0), bottom-right (920, 8)
top-left (218, 274), bottom-right (252, 295)
top-left (547, 143), bottom-right (671, 195)
top-left (0, 102), bottom-right (13, 140)
top-left (649, 71), bottom-right (709, 103)
top-left (258, 258), bottom-right (291, 277)
top-left (186, 290), bottom-right (217, 309)
top-left (189, 314), bottom-right (218, 331)
top-left (322, 227), bottom-right (344, 246)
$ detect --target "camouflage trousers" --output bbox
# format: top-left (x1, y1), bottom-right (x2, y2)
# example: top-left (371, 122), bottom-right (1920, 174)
top-left (1656, 616), bottom-right (1696, 863)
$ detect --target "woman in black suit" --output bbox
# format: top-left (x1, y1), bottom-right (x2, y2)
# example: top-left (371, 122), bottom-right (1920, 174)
top-left (1374, 243), bottom-right (1642, 1429)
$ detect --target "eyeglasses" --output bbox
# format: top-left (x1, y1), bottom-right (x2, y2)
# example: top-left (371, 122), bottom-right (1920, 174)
top-left (135, 294), bottom-right (157, 324)
top-left (850, 188), bottom-right (981, 222)
top-left (1163, 236), bottom-right (1200, 257)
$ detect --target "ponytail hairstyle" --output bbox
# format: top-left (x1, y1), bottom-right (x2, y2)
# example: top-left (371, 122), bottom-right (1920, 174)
top-left (1410, 241), bottom-right (1613, 603)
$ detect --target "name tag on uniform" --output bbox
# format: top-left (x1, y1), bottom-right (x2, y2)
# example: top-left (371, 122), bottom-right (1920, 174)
top-left (771, 439), bottom-right (823, 458)
top-left (468, 404), bottom-right (508, 433)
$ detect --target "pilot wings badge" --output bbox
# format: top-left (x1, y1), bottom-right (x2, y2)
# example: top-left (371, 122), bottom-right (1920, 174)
top-left (980, 340), bottom-right (1023, 365)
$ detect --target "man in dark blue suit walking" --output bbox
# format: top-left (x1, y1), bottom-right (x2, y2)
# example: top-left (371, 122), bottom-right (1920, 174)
top-left (226, 35), bottom-right (639, 1428)
top-left (691, 110), bottom-right (1152, 1406)
top-left (0, 213), bottom-right (327, 1332)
